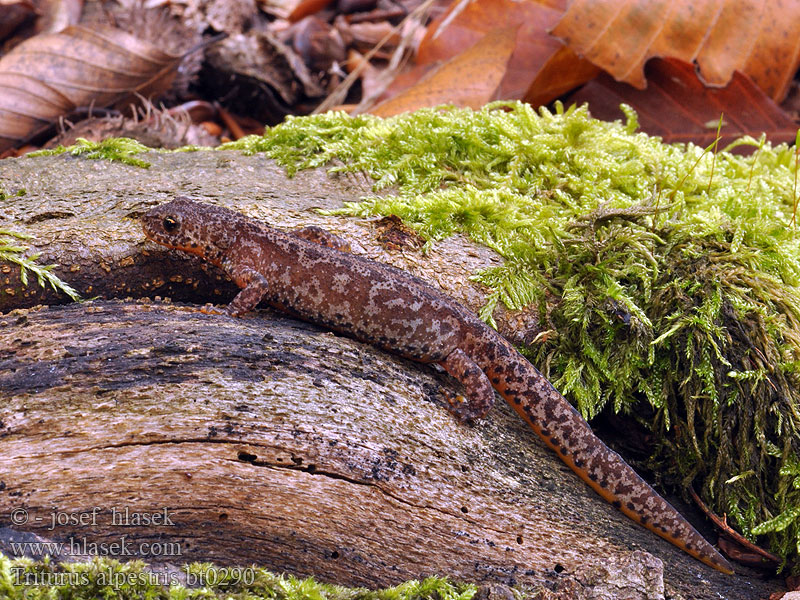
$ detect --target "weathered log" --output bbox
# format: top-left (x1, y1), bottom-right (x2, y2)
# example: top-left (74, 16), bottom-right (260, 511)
top-left (0, 153), bottom-right (519, 330)
top-left (0, 301), bottom-right (780, 599)
top-left (0, 152), bottom-right (783, 598)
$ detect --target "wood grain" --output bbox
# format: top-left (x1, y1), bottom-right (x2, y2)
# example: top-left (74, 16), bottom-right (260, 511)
top-left (0, 300), bottom-right (779, 599)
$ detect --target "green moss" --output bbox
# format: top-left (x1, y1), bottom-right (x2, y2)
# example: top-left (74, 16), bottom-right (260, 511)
top-left (0, 229), bottom-right (81, 301)
top-left (0, 553), bottom-right (476, 600)
top-left (1, 186), bottom-right (80, 301)
top-left (0, 187), bottom-right (25, 200)
top-left (222, 102), bottom-right (800, 572)
top-left (29, 137), bottom-right (153, 168)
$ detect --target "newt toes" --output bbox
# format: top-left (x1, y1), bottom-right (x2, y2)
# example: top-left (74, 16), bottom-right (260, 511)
top-left (142, 197), bottom-right (734, 575)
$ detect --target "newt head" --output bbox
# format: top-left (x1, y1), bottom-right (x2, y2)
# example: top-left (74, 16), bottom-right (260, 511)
top-left (142, 197), bottom-right (234, 266)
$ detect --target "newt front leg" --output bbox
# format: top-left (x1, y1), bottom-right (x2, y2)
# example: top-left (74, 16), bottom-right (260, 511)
top-left (222, 262), bottom-right (271, 317)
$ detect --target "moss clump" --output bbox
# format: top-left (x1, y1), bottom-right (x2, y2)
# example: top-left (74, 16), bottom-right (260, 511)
top-left (0, 553), bottom-right (476, 600)
top-left (29, 137), bottom-right (153, 168)
top-left (223, 102), bottom-right (800, 572)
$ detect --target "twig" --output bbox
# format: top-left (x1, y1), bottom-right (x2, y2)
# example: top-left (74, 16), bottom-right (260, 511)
top-left (314, 0), bottom-right (437, 114)
top-left (689, 487), bottom-right (779, 564)
top-left (792, 129), bottom-right (800, 228)
top-left (706, 113), bottom-right (723, 195)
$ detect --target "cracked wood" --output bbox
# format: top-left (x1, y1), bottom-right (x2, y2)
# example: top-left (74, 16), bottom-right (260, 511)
top-left (0, 300), bottom-right (776, 600)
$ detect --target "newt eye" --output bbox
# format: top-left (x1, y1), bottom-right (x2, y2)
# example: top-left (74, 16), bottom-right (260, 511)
top-left (163, 216), bottom-right (179, 233)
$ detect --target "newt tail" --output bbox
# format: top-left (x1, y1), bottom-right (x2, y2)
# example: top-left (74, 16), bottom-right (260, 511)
top-left (142, 197), bottom-right (734, 574)
top-left (467, 332), bottom-right (734, 574)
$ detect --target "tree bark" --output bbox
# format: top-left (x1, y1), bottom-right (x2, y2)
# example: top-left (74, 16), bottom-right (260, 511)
top-left (0, 153), bottom-right (783, 599)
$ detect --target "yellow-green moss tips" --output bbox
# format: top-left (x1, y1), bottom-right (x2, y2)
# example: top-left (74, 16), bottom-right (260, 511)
top-left (1, 185), bottom-right (78, 302)
top-left (29, 137), bottom-right (153, 168)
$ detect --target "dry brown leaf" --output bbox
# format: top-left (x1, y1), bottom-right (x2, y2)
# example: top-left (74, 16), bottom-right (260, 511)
top-left (346, 21), bottom-right (400, 52)
top-left (523, 40), bottom-right (599, 107)
top-left (292, 15), bottom-right (347, 71)
top-left (568, 58), bottom-right (799, 150)
top-left (370, 26), bottom-right (518, 117)
top-left (0, 24), bottom-right (183, 151)
top-left (345, 48), bottom-right (383, 99)
top-left (368, 61), bottom-right (437, 107)
top-left (414, 0), bottom-right (597, 106)
top-left (35, 0), bottom-right (83, 34)
top-left (551, 0), bottom-right (800, 102)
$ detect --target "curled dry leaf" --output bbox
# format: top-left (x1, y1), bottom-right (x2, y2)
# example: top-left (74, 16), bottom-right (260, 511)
top-left (370, 26), bottom-right (518, 117)
top-left (416, 0), bottom-right (597, 105)
top-left (0, 24), bottom-right (184, 152)
top-left (552, 0), bottom-right (800, 102)
top-left (292, 15), bottom-right (347, 71)
top-left (257, 0), bottom-right (333, 22)
top-left (204, 31), bottom-right (324, 124)
top-left (345, 20), bottom-right (400, 54)
top-left (568, 58), bottom-right (799, 149)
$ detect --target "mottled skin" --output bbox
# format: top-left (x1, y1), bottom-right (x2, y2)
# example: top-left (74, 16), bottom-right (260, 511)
top-left (142, 197), bottom-right (734, 574)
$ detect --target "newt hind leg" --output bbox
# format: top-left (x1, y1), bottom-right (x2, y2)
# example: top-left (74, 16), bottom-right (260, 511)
top-left (438, 348), bottom-right (495, 423)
